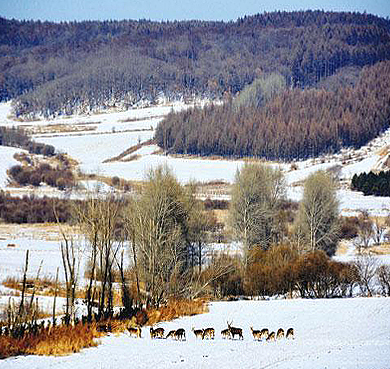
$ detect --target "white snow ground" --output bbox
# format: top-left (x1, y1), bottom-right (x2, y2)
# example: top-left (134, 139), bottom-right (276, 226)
top-left (1, 100), bottom-right (390, 214)
top-left (1, 297), bottom-right (389, 369)
top-left (0, 146), bottom-right (26, 187)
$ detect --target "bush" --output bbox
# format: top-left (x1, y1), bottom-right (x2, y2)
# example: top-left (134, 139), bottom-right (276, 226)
top-left (203, 198), bottom-right (229, 210)
top-left (377, 265), bottom-right (390, 296)
top-left (205, 253), bottom-right (244, 298)
top-left (111, 176), bottom-right (120, 187)
top-left (8, 163), bottom-right (74, 190)
top-left (339, 216), bottom-right (360, 239)
top-left (0, 191), bottom-right (72, 223)
top-left (245, 247), bottom-right (357, 299)
top-left (245, 244), bottom-right (298, 297)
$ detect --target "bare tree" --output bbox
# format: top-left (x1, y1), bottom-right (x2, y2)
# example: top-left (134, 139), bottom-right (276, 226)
top-left (73, 187), bottom-right (124, 319)
top-left (354, 253), bottom-right (378, 297)
top-left (372, 217), bottom-right (386, 246)
top-left (377, 265), bottom-right (390, 296)
top-left (60, 233), bottom-right (80, 324)
top-left (295, 170), bottom-right (340, 256)
top-left (353, 211), bottom-right (374, 253)
top-left (230, 163), bottom-right (286, 264)
top-left (126, 165), bottom-right (192, 308)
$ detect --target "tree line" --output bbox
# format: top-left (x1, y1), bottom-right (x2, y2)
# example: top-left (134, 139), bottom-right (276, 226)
top-left (1, 10), bottom-right (390, 117)
top-left (155, 61), bottom-right (390, 160)
top-left (0, 191), bottom-right (71, 223)
top-left (2, 163), bottom-right (389, 332)
top-left (351, 171), bottom-right (390, 196)
top-left (0, 126), bottom-right (55, 156)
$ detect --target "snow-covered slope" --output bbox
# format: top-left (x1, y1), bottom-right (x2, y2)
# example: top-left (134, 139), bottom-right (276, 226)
top-left (1, 101), bottom-right (390, 215)
top-left (1, 298), bottom-right (389, 369)
top-left (0, 146), bottom-right (25, 187)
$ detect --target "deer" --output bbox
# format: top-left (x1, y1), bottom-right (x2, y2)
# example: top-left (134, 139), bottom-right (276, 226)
top-left (192, 327), bottom-right (204, 339)
top-left (250, 327), bottom-right (262, 341)
top-left (221, 328), bottom-right (231, 339)
top-left (150, 327), bottom-right (165, 339)
top-left (174, 328), bottom-right (186, 341)
top-left (266, 331), bottom-right (276, 342)
top-left (227, 321), bottom-right (243, 340)
top-left (276, 328), bottom-right (285, 339)
top-left (260, 328), bottom-right (269, 341)
top-left (286, 328), bottom-right (294, 339)
top-left (165, 330), bottom-right (176, 339)
top-left (128, 326), bottom-right (142, 338)
top-left (202, 327), bottom-right (215, 340)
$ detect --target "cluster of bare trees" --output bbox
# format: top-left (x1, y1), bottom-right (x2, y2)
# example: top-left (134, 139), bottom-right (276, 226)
top-left (230, 164), bottom-right (340, 257)
top-left (53, 166), bottom-right (229, 321)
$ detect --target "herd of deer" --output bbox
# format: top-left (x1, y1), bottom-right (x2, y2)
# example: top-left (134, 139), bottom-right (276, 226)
top-left (128, 322), bottom-right (294, 342)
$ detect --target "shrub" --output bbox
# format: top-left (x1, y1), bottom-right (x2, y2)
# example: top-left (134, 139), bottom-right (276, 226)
top-left (111, 176), bottom-right (120, 187)
top-left (377, 265), bottom-right (390, 296)
top-left (0, 191), bottom-right (72, 223)
top-left (8, 163), bottom-right (74, 190)
top-left (339, 216), bottom-right (360, 239)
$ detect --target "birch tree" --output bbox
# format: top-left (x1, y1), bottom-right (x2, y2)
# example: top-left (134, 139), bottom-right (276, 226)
top-left (126, 166), bottom-right (192, 307)
top-left (230, 163), bottom-right (286, 263)
top-left (295, 170), bottom-right (340, 256)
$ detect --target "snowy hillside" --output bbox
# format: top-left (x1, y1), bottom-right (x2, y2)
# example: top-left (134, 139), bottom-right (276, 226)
top-left (0, 146), bottom-right (25, 187)
top-left (1, 298), bottom-right (389, 369)
top-left (1, 101), bottom-right (390, 215)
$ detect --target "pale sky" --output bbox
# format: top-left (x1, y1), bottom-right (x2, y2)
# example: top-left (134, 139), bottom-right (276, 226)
top-left (0, 0), bottom-right (389, 22)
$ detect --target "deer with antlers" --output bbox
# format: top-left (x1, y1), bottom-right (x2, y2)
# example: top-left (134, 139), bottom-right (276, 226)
top-left (227, 321), bottom-right (243, 340)
top-left (150, 327), bottom-right (165, 339)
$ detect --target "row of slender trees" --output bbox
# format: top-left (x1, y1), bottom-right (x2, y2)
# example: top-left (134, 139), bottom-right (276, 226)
top-left (54, 163), bottom-right (342, 323)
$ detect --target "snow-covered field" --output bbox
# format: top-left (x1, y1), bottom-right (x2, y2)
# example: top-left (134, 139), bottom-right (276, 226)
top-left (0, 146), bottom-right (26, 187)
top-left (1, 297), bottom-right (389, 369)
top-left (1, 101), bottom-right (390, 215)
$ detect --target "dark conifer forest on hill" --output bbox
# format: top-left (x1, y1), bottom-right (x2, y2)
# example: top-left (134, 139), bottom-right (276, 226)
top-left (1, 10), bottom-right (390, 159)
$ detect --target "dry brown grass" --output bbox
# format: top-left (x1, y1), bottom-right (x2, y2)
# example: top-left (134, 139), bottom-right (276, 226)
top-left (3, 276), bottom-right (85, 300)
top-left (146, 299), bottom-right (208, 326)
top-left (369, 242), bottom-right (390, 255)
top-left (0, 299), bottom-right (208, 359)
top-left (0, 323), bottom-right (101, 358)
top-left (102, 138), bottom-right (155, 163)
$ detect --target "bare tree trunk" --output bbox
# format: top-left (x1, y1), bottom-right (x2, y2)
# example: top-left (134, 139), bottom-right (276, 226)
top-left (131, 230), bottom-right (141, 308)
top-left (53, 267), bottom-right (59, 325)
top-left (18, 250), bottom-right (29, 319)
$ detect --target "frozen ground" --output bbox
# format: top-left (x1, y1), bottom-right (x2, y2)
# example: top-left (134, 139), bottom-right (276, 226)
top-left (0, 146), bottom-right (26, 187)
top-left (1, 101), bottom-right (390, 215)
top-left (1, 297), bottom-right (389, 369)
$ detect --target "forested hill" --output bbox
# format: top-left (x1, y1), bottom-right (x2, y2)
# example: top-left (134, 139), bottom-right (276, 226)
top-left (155, 61), bottom-right (390, 160)
top-left (1, 10), bottom-right (390, 118)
